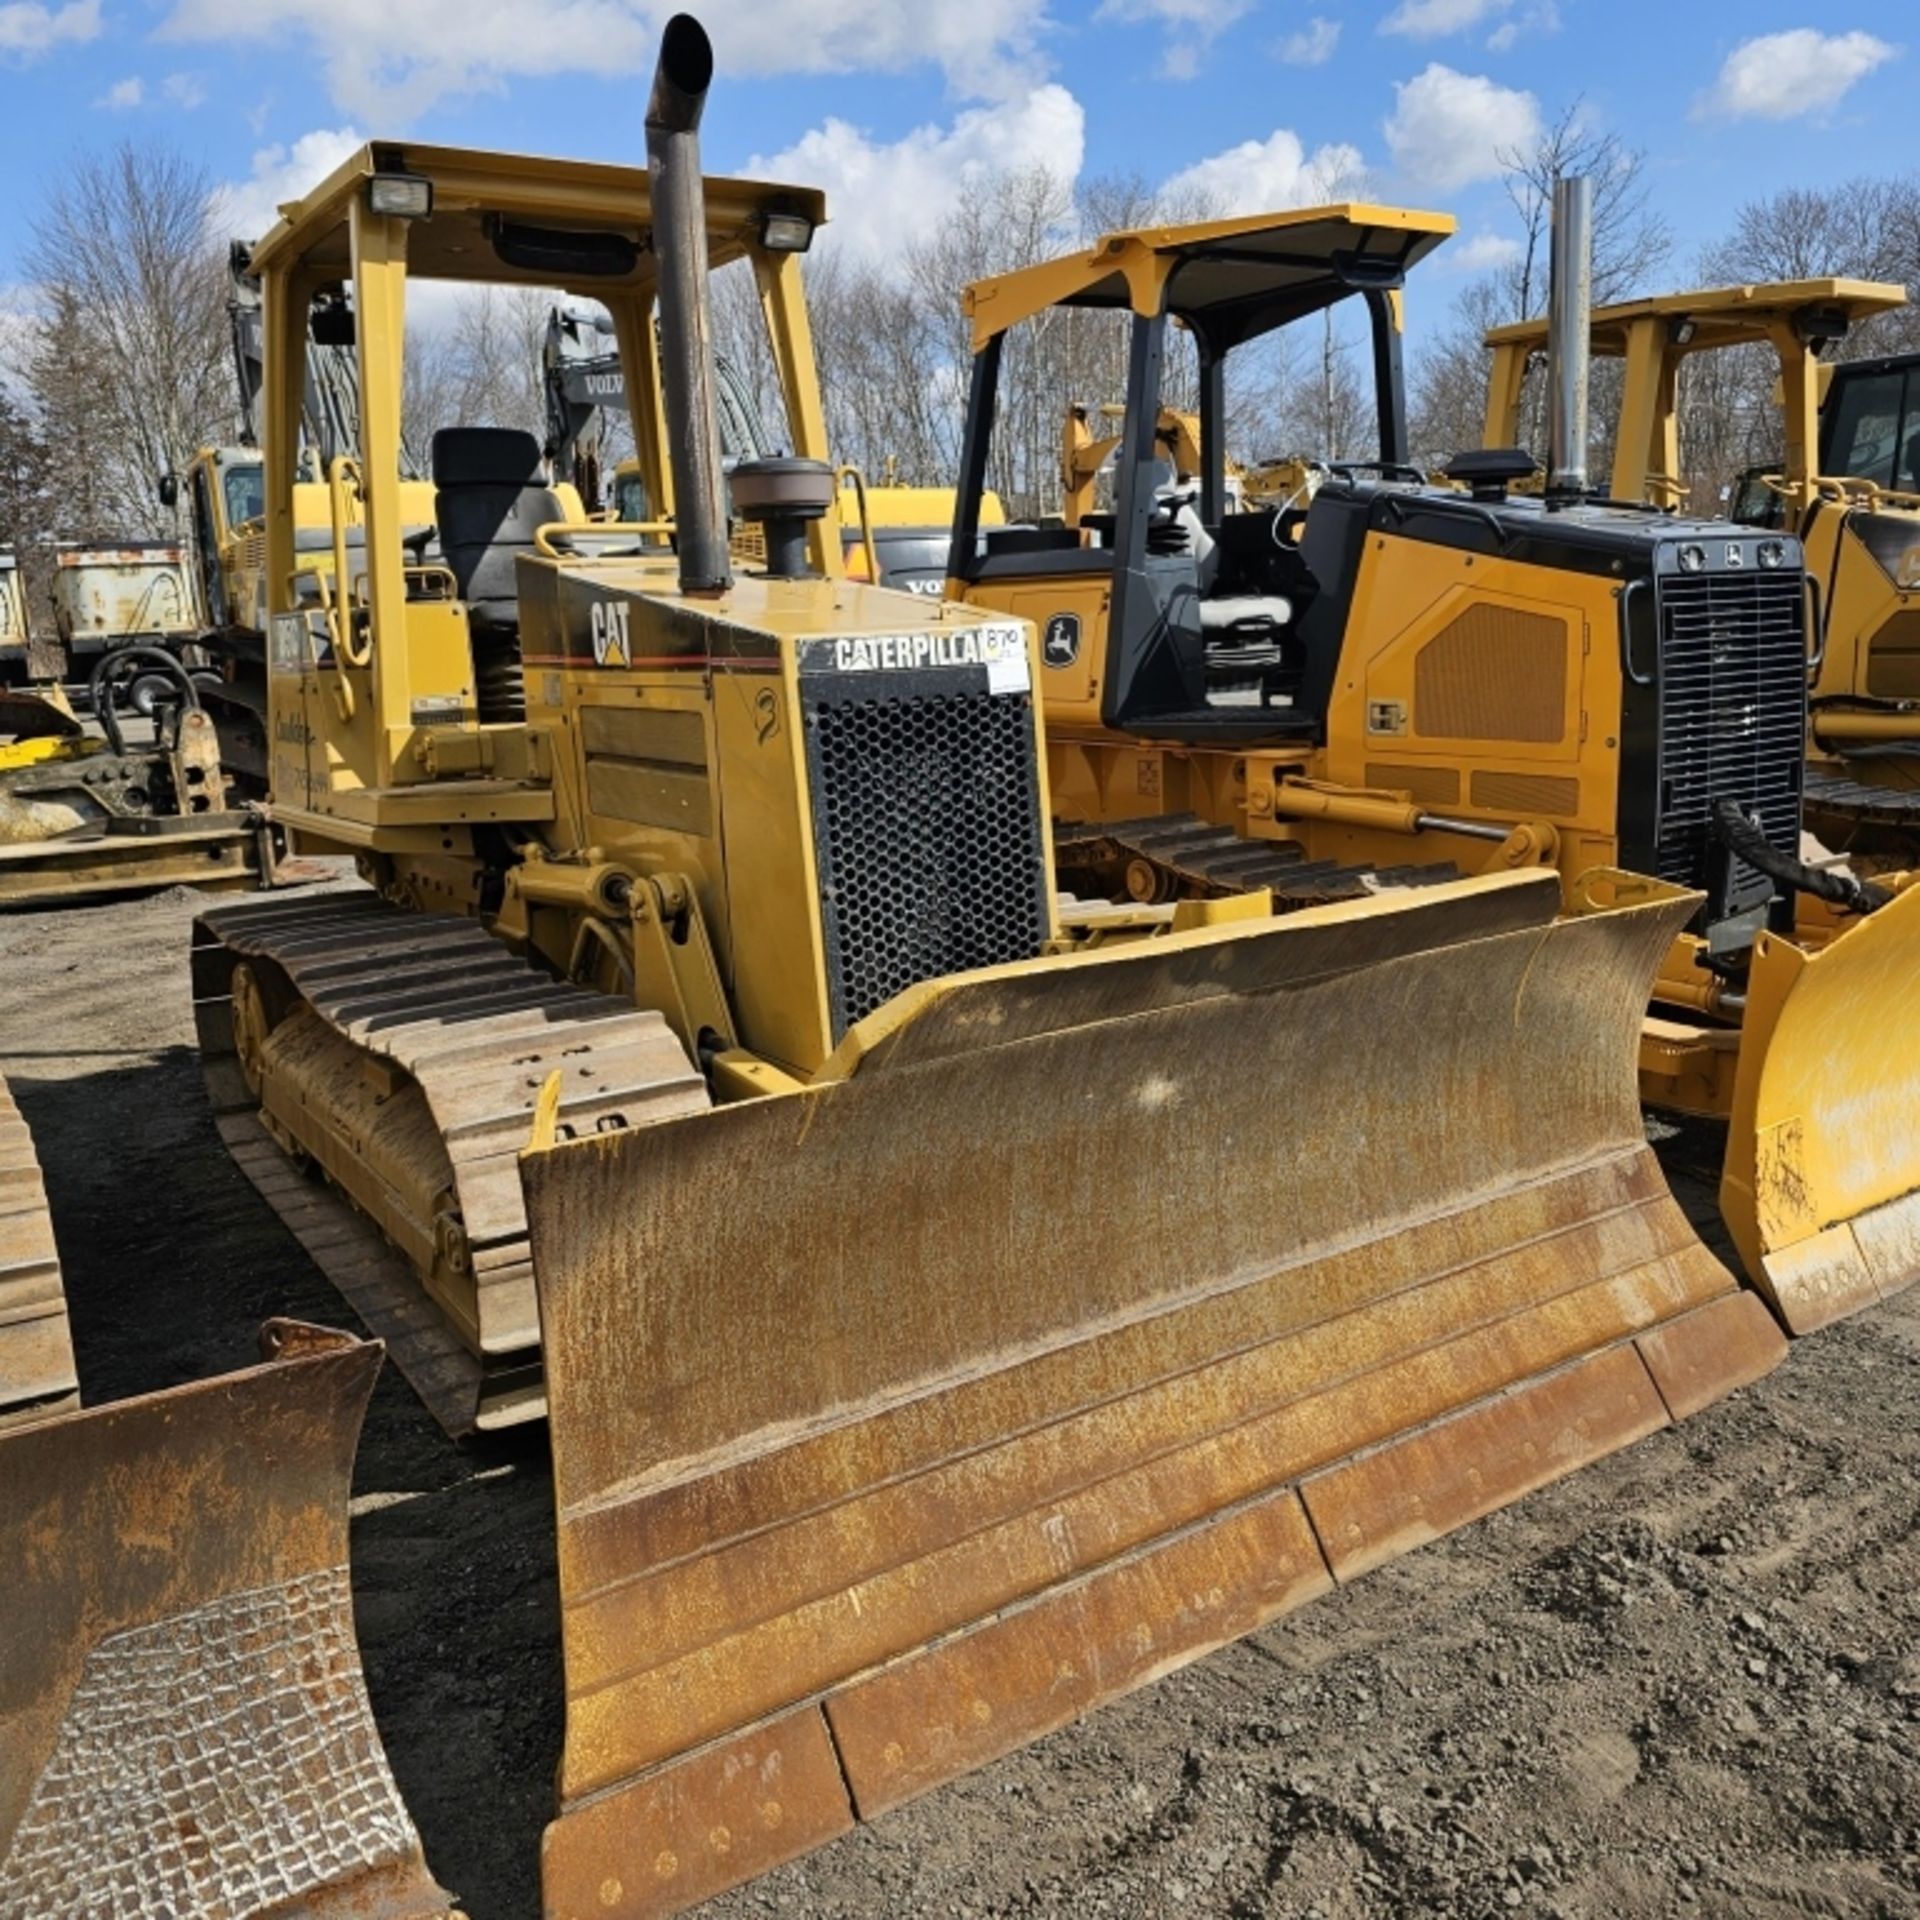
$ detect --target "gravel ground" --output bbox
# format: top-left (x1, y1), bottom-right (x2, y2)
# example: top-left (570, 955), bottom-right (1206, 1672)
top-left (3, 879), bottom-right (1916, 1920)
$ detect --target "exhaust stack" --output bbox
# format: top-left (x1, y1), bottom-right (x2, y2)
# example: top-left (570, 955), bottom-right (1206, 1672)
top-left (646, 14), bottom-right (732, 596)
top-left (1544, 173), bottom-right (1592, 505)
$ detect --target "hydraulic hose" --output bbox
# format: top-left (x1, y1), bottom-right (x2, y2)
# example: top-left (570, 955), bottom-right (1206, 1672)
top-left (87, 645), bottom-right (199, 757)
top-left (1711, 796), bottom-right (1890, 916)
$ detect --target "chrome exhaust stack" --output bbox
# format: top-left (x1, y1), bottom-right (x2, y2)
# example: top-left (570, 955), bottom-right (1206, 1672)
top-left (1544, 173), bottom-right (1593, 506)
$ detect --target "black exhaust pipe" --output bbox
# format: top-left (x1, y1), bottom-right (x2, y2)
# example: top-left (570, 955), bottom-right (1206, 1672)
top-left (646, 14), bottom-right (731, 597)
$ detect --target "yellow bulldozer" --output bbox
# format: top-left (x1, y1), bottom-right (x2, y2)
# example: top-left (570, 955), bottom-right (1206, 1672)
top-left (183, 27), bottom-right (1784, 1910)
top-left (1485, 277), bottom-right (1920, 862)
top-left (938, 179), bottom-right (1920, 1343)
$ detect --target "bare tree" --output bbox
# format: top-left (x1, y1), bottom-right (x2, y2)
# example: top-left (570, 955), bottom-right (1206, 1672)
top-left (1496, 102), bottom-right (1672, 319)
top-left (23, 142), bottom-right (230, 541)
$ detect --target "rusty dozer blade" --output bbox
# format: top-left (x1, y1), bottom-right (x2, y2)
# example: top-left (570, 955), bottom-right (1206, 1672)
top-left (0, 1068), bottom-right (76, 1429)
top-left (1721, 879), bottom-right (1920, 1333)
top-left (0, 1320), bottom-right (456, 1919)
top-left (521, 869), bottom-right (1785, 1919)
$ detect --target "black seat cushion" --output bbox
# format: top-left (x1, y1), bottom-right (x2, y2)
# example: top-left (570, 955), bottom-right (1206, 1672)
top-left (432, 428), bottom-right (563, 631)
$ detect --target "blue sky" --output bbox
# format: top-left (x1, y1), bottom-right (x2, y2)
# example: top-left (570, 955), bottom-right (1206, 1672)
top-left (0, 0), bottom-right (1908, 353)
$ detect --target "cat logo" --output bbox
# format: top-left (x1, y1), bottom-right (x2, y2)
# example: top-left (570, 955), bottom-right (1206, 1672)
top-left (590, 598), bottom-right (631, 667)
top-left (1896, 545), bottom-right (1920, 590)
top-left (1043, 612), bottom-right (1081, 669)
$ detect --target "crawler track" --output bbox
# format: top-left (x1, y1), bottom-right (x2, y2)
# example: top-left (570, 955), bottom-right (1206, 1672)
top-left (1056, 811), bottom-right (1462, 904)
top-left (193, 891), bottom-right (709, 1432)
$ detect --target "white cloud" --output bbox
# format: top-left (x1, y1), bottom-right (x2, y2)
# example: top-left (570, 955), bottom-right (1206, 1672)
top-left (159, 0), bottom-right (1053, 121)
top-left (1098, 0), bottom-right (1252, 79)
top-left (1384, 64), bottom-right (1541, 191)
top-left (1161, 130), bottom-right (1370, 216)
top-left (1448, 230), bottom-right (1522, 273)
top-left (163, 70), bottom-right (207, 109)
top-left (1486, 2), bottom-right (1557, 52)
top-left (1381, 0), bottom-right (1509, 38)
top-left (1278, 17), bottom-right (1340, 66)
top-left (0, 0), bottom-right (98, 56)
top-left (1697, 29), bottom-right (1897, 122)
top-left (746, 86), bottom-right (1085, 272)
top-left (211, 126), bottom-right (365, 247)
top-left (95, 74), bottom-right (143, 109)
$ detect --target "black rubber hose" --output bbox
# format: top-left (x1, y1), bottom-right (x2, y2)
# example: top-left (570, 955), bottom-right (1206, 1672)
top-left (88, 645), bottom-right (199, 757)
top-left (1711, 796), bottom-right (1891, 915)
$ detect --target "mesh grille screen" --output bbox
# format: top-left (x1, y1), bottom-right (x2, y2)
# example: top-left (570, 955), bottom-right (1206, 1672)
top-left (1655, 571), bottom-right (1805, 891)
top-left (802, 681), bottom-right (1050, 1037)
top-left (1364, 762), bottom-right (1460, 806)
top-left (1470, 769), bottom-right (1579, 817)
top-left (1414, 605), bottom-right (1568, 742)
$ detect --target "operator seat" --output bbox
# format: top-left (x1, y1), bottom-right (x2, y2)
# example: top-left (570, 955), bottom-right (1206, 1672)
top-left (431, 427), bottom-right (565, 633)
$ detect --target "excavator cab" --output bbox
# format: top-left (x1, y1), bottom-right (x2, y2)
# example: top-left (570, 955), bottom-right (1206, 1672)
top-left (947, 206), bottom-right (1446, 744)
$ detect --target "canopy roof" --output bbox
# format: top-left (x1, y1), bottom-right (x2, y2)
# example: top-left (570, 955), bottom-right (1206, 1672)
top-left (1484, 278), bottom-right (1907, 358)
top-left (245, 143), bottom-right (827, 297)
top-left (963, 205), bottom-right (1456, 353)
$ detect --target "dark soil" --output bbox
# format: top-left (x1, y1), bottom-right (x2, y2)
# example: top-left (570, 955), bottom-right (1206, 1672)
top-left (3, 880), bottom-right (1916, 1920)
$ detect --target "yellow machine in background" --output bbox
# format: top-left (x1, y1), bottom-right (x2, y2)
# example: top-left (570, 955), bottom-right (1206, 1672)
top-left (1486, 279), bottom-right (1920, 862)
top-left (941, 184), bottom-right (1920, 1338)
top-left (184, 25), bottom-right (1779, 1912)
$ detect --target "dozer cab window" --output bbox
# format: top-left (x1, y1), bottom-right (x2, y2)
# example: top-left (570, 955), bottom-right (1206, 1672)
top-left (1729, 466), bottom-right (1788, 530)
top-left (1822, 364), bottom-right (1916, 491)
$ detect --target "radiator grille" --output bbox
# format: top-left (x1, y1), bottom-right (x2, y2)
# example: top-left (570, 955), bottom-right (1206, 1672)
top-left (802, 680), bottom-right (1050, 1038)
top-left (1654, 570), bottom-right (1806, 894)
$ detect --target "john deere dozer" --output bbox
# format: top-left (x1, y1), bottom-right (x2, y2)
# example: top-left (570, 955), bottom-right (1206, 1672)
top-left (941, 179), bottom-right (1920, 1341)
top-left (1485, 275), bottom-right (1920, 861)
top-left (188, 26), bottom-right (1779, 1912)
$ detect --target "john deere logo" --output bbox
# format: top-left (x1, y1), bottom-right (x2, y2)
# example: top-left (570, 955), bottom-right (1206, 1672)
top-left (1043, 612), bottom-right (1081, 669)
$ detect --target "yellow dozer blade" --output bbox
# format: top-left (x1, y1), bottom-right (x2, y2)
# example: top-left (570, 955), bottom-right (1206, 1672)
top-left (521, 870), bottom-right (1785, 1918)
top-left (0, 1069), bottom-right (76, 1427)
top-left (0, 1321), bottom-right (456, 1919)
top-left (1721, 881), bottom-right (1920, 1332)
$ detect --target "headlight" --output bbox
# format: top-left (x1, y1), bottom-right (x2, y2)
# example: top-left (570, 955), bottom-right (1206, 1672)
top-left (367, 173), bottom-right (433, 219)
top-left (1758, 540), bottom-right (1787, 569)
top-left (1678, 543), bottom-right (1706, 574)
top-left (760, 210), bottom-right (814, 253)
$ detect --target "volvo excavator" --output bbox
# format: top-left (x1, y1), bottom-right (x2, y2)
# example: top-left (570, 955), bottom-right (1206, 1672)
top-left (940, 180), bottom-right (1920, 1345)
top-left (185, 24), bottom-right (1782, 1913)
top-left (1484, 278), bottom-right (1920, 862)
